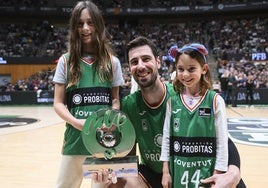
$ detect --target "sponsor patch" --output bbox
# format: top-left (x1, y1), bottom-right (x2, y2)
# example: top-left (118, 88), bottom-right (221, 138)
top-left (198, 108), bottom-right (211, 117)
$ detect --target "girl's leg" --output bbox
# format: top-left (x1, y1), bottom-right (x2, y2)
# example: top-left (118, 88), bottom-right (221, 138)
top-left (55, 155), bottom-right (87, 188)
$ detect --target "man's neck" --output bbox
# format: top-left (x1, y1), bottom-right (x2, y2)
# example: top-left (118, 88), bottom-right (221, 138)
top-left (141, 79), bottom-right (166, 108)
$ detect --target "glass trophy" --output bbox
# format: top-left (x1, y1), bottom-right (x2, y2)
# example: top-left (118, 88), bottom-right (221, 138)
top-left (82, 108), bottom-right (138, 179)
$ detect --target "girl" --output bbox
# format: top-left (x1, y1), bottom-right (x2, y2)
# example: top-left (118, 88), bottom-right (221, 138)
top-left (160, 43), bottom-right (228, 188)
top-left (53, 1), bottom-right (124, 187)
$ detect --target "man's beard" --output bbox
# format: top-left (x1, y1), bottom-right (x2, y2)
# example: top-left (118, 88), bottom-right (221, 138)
top-left (137, 73), bottom-right (158, 89)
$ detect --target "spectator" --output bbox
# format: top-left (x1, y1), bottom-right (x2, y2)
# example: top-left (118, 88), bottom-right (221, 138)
top-left (229, 69), bottom-right (239, 107)
top-left (220, 69), bottom-right (230, 104)
top-left (245, 74), bottom-right (255, 106)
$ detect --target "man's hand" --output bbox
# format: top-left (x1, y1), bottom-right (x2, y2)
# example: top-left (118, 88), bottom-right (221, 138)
top-left (200, 165), bottom-right (240, 188)
top-left (91, 169), bottom-right (117, 185)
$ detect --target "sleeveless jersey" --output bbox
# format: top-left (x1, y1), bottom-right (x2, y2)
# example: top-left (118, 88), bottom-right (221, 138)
top-left (63, 53), bottom-right (112, 155)
top-left (121, 84), bottom-right (176, 173)
top-left (169, 90), bottom-right (217, 188)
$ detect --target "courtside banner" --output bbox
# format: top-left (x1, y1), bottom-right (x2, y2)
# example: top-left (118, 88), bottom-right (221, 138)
top-left (0, 91), bottom-right (54, 105)
top-left (1, 88), bottom-right (268, 105)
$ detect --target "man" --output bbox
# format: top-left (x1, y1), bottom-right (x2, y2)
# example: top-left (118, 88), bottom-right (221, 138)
top-left (93, 36), bottom-right (245, 188)
top-left (229, 69), bottom-right (239, 107)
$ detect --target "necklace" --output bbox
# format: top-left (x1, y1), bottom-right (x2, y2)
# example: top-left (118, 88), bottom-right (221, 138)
top-left (184, 90), bottom-right (202, 106)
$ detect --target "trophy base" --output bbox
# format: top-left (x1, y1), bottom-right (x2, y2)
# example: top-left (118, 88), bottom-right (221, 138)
top-left (83, 155), bottom-right (138, 178)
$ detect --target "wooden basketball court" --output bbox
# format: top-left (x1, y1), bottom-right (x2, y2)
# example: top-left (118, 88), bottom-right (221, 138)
top-left (0, 105), bottom-right (267, 188)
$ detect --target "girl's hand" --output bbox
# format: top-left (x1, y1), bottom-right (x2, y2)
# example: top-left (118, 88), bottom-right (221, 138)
top-left (73, 118), bottom-right (86, 131)
top-left (162, 172), bottom-right (172, 188)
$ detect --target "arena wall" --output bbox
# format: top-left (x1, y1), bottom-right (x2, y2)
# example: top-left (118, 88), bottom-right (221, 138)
top-left (0, 64), bottom-right (56, 84)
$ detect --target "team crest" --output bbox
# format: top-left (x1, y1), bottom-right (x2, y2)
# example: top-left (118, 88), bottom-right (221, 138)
top-left (154, 134), bottom-right (162, 148)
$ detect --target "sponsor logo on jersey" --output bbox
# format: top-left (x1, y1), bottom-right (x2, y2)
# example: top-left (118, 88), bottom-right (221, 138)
top-left (198, 108), bottom-right (211, 116)
top-left (139, 110), bottom-right (146, 115)
top-left (172, 109), bottom-right (181, 114)
top-left (67, 87), bottom-right (111, 107)
top-left (78, 93), bottom-right (110, 105)
top-left (171, 136), bottom-right (216, 157)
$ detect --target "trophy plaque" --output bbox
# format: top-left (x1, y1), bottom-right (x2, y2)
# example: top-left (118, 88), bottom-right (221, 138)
top-left (82, 108), bottom-right (137, 178)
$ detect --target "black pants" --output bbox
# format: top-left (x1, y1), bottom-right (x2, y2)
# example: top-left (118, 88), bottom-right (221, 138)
top-left (246, 90), bottom-right (253, 105)
top-left (138, 165), bottom-right (162, 188)
top-left (231, 88), bottom-right (238, 107)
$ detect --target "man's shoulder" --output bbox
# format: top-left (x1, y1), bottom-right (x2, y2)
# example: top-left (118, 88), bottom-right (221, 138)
top-left (122, 91), bottom-right (137, 100)
top-left (166, 83), bottom-right (173, 90)
top-left (166, 83), bottom-right (177, 96)
top-left (121, 91), bottom-right (141, 106)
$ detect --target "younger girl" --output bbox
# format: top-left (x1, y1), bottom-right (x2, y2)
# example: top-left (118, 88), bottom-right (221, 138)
top-left (160, 43), bottom-right (228, 188)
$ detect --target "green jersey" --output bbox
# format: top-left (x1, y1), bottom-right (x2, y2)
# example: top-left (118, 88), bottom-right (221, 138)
top-left (121, 83), bottom-right (176, 173)
top-left (169, 90), bottom-right (217, 188)
top-left (63, 53), bottom-right (112, 155)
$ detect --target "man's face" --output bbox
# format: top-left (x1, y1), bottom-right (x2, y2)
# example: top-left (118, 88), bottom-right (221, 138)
top-left (128, 45), bottom-right (160, 89)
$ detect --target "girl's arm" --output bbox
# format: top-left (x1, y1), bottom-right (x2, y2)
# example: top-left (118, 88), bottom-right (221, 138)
top-left (214, 94), bottom-right (229, 172)
top-left (53, 83), bottom-right (85, 131)
top-left (111, 56), bottom-right (124, 110)
top-left (53, 57), bottom-right (85, 131)
top-left (162, 161), bottom-right (172, 188)
top-left (111, 86), bottom-right (120, 110)
top-left (161, 98), bottom-right (172, 188)
top-left (160, 98), bottom-right (171, 161)
top-left (199, 138), bottom-right (244, 188)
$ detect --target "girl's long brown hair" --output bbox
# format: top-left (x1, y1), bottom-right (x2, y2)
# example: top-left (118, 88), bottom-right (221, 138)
top-left (67, 1), bottom-right (114, 88)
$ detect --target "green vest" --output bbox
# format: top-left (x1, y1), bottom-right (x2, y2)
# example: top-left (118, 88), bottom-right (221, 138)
top-left (169, 90), bottom-right (217, 188)
top-left (121, 84), bottom-right (176, 173)
top-left (63, 53), bottom-right (112, 155)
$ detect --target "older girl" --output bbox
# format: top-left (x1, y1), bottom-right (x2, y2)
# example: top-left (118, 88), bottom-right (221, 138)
top-left (53, 1), bottom-right (124, 187)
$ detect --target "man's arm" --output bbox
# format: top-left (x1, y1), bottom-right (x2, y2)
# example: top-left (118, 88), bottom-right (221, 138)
top-left (227, 138), bottom-right (241, 168)
top-left (200, 138), bottom-right (243, 188)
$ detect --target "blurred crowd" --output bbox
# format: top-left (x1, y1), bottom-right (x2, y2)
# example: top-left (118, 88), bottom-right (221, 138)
top-left (0, 3), bottom-right (267, 93)
top-left (0, 0), bottom-right (262, 8)
top-left (1, 16), bottom-right (267, 60)
top-left (0, 68), bottom-right (54, 92)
